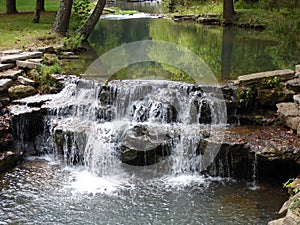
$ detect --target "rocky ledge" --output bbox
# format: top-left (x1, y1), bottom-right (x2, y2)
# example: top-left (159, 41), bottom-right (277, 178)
top-left (0, 46), bottom-right (83, 172)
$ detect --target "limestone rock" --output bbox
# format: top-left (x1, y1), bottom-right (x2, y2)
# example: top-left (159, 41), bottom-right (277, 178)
top-left (0, 49), bottom-right (22, 55)
top-left (16, 60), bottom-right (42, 69)
top-left (277, 102), bottom-right (300, 130)
top-left (236, 69), bottom-right (295, 85)
top-left (18, 76), bottom-right (35, 86)
top-left (0, 79), bottom-right (13, 92)
top-left (0, 63), bottom-right (15, 71)
top-left (0, 151), bottom-right (22, 173)
top-left (0, 69), bottom-right (23, 80)
top-left (286, 78), bottom-right (300, 92)
top-left (296, 64), bottom-right (300, 74)
top-left (257, 88), bottom-right (294, 107)
top-left (0, 51), bottom-right (42, 64)
top-left (8, 85), bottom-right (37, 100)
top-left (118, 125), bottom-right (173, 166)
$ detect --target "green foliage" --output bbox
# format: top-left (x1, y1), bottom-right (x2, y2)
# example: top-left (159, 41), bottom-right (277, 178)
top-left (63, 33), bottom-right (84, 50)
top-left (72, 0), bottom-right (92, 28)
top-left (290, 198), bottom-right (300, 213)
top-left (234, 87), bottom-right (255, 107)
top-left (284, 178), bottom-right (300, 195)
top-left (235, 0), bottom-right (258, 9)
top-left (259, 76), bottom-right (282, 90)
top-left (43, 54), bottom-right (59, 66)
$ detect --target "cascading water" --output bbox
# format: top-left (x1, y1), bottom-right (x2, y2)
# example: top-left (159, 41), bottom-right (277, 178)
top-left (2, 78), bottom-right (289, 225)
top-left (30, 78), bottom-right (227, 181)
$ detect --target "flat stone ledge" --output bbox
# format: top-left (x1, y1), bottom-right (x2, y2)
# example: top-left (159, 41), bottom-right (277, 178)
top-left (296, 64), bottom-right (300, 73)
top-left (236, 69), bottom-right (295, 85)
top-left (16, 60), bottom-right (42, 69)
top-left (0, 63), bottom-right (15, 71)
top-left (0, 69), bottom-right (23, 80)
top-left (0, 49), bottom-right (22, 55)
top-left (18, 76), bottom-right (35, 86)
top-left (0, 52), bottom-right (42, 64)
top-left (0, 78), bottom-right (13, 92)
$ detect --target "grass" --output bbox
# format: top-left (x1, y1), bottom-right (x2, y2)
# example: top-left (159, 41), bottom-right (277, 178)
top-left (0, 0), bottom-right (60, 50)
top-left (0, 12), bottom-right (61, 50)
top-left (0, 0), bottom-right (59, 13)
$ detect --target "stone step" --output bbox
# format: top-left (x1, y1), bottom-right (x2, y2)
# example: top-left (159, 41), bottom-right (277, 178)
top-left (0, 49), bottom-right (22, 55)
top-left (16, 60), bottom-right (42, 69)
top-left (286, 78), bottom-right (300, 92)
top-left (236, 69), bottom-right (295, 85)
top-left (17, 76), bottom-right (35, 86)
top-left (0, 52), bottom-right (42, 64)
top-left (0, 79), bottom-right (13, 92)
top-left (0, 63), bottom-right (15, 71)
top-left (0, 69), bottom-right (23, 80)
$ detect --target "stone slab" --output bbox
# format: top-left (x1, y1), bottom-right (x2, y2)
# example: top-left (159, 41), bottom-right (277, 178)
top-left (0, 49), bottom-right (22, 55)
top-left (236, 69), bottom-right (295, 85)
top-left (0, 79), bottom-right (13, 92)
top-left (0, 69), bottom-right (23, 80)
top-left (0, 63), bottom-right (15, 71)
top-left (16, 60), bottom-right (42, 69)
top-left (18, 76), bottom-right (35, 86)
top-left (0, 52), bottom-right (42, 63)
top-left (277, 102), bottom-right (300, 130)
top-left (285, 78), bottom-right (300, 92)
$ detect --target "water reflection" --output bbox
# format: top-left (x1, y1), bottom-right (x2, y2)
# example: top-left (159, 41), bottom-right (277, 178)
top-left (82, 17), bottom-right (299, 82)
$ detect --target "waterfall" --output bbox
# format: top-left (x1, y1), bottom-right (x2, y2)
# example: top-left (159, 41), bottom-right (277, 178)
top-left (10, 78), bottom-right (227, 179)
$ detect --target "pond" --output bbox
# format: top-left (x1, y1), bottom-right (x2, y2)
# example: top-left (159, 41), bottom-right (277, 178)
top-left (64, 1), bottom-right (300, 82)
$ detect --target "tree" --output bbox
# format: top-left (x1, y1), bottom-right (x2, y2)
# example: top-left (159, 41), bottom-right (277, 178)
top-left (223, 0), bottom-right (235, 23)
top-left (33, 0), bottom-right (44, 23)
top-left (79, 0), bottom-right (106, 40)
top-left (6, 0), bottom-right (18, 14)
top-left (52, 0), bottom-right (73, 36)
top-left (221, 27), bottom-right (235, 80)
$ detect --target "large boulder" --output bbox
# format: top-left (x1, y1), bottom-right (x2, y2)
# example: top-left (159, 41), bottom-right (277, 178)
top-left (118, 125), bottom-right (173, 166)
top-left (277, 102), bottom-right (300, 132)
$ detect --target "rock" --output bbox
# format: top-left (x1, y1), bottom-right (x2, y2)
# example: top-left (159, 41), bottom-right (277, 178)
top-left (0, 51), bottom-right (42, 64)
top-left (0, 69), bottom-right (23, 80)
top-left (118, 125), bottom-right (173, 166)
top-left (173, 14), bottom-right (199, 21)
top-left (0, 63), bottom-right (15, 71)
top-left (27, 58), bottom-right (43, 63)
top-left (268, 192), bottom-right (300, 225)
top-left (0, 151), bottom-right (22, 173)
top-left (286, 78), bottom-right (300, 92)
top-left (236, 69), bottom-right (295, 85)
top-left (298, 123), bottom-right (300, 136)
top-left (16, 60), bottom-right (42, 69)
top-left (12, 94), bottom-right (53, 107)
top-left (0, 49), bottom-right (22, 55)
top-left (294, 94), bottom-right (300, 106)
top-left (0, 79), bottom-right (13, 92)
top-left (277, 102), bottom-right (300, 131)
top-left (32, 46), bottom-right (55, 54)
top-left (8, 85), bottom-right (37, 100)
top-left (17, 76), bottom-right (35, 86)
top-left (257, 88), bottom-right (295, 107)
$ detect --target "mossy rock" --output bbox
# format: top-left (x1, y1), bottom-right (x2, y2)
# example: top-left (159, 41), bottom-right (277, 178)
top-left (8, 85), bottom-right (37, 100)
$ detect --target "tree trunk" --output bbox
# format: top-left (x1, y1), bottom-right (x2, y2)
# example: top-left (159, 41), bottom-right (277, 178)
top-left (79, 0), bottom-right (106, 40)
top-left (33, 0), bottom-right (43, 23)
top-left (52, 0), bottom-right (73, 36)
top-left (6, 0), bottom-right (18, 14)
top-left (223, 0), bottom-right (235, 24)
top-left (40, 0), bottom-right (45, 11)
top-left (221, 27), bottom-right (235, 80)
